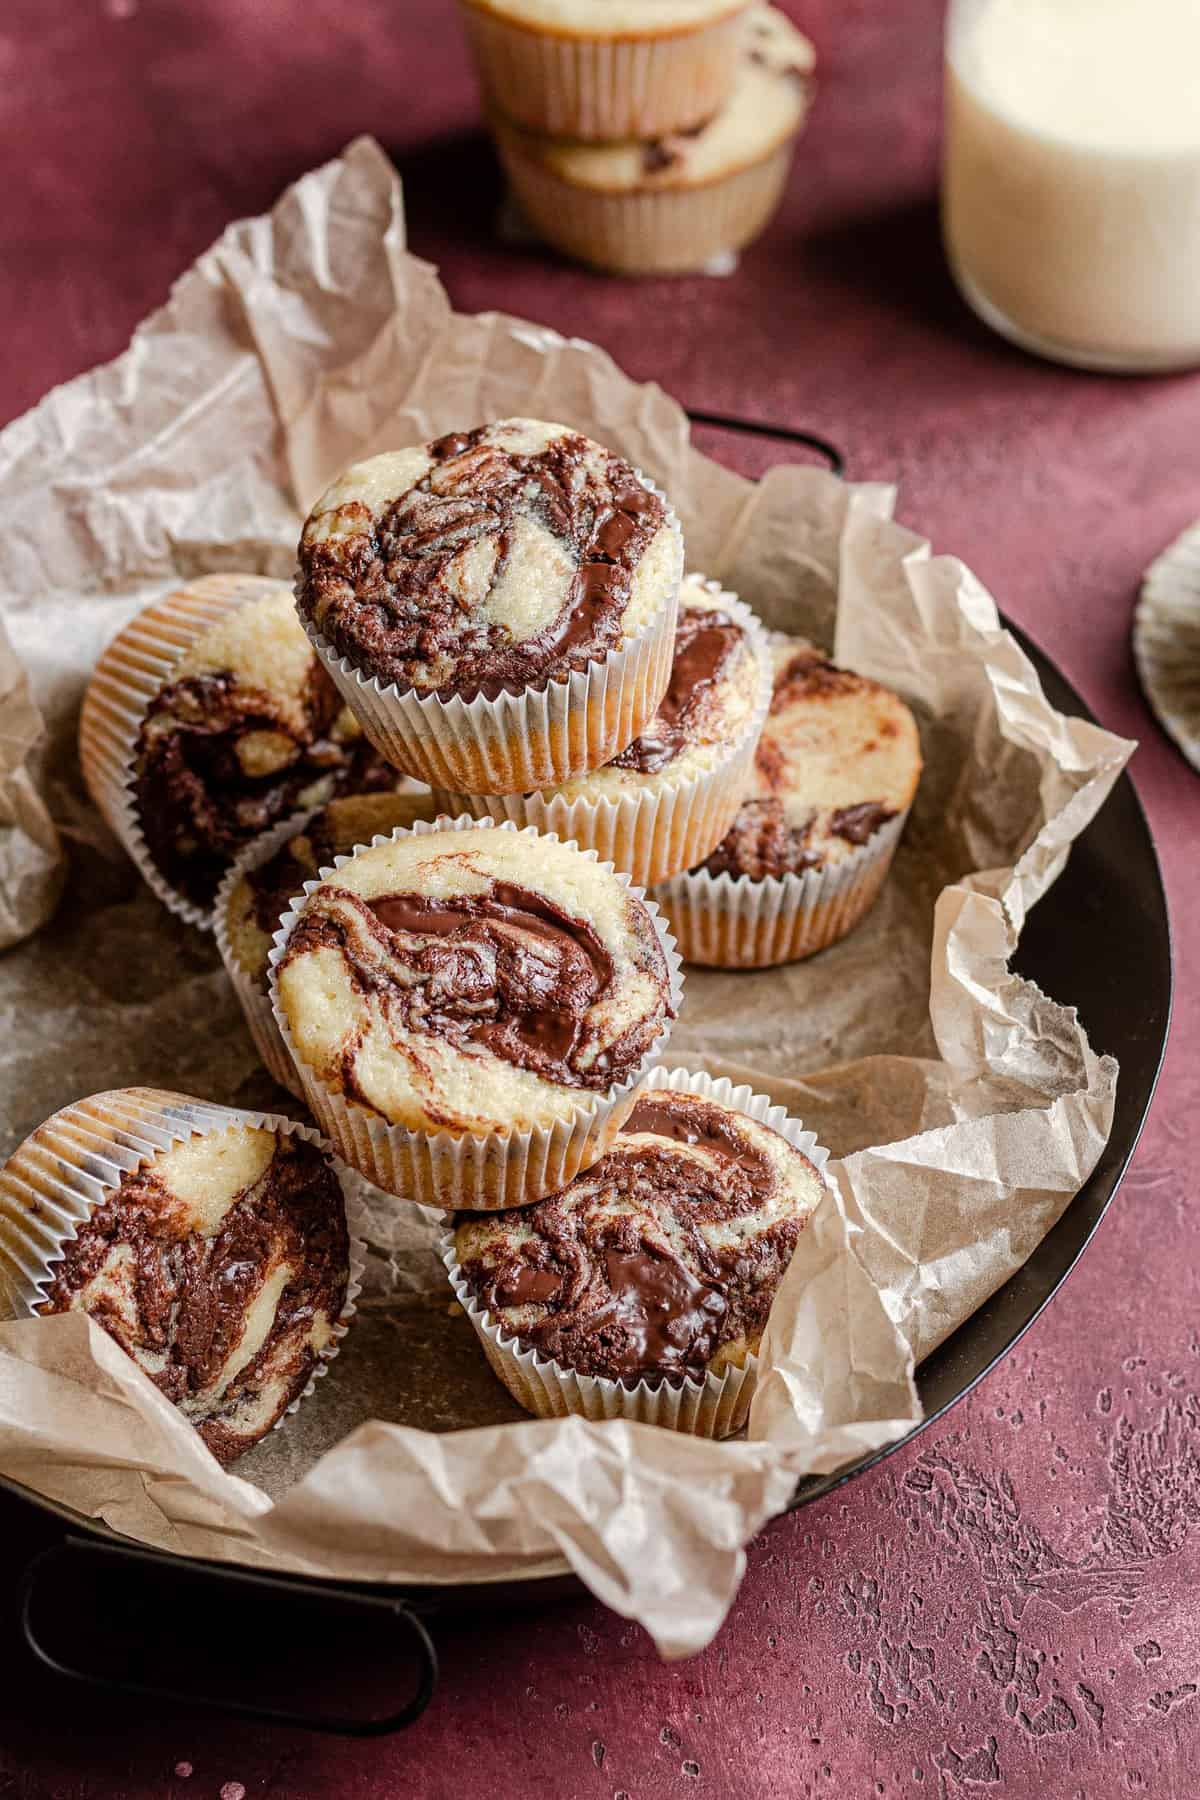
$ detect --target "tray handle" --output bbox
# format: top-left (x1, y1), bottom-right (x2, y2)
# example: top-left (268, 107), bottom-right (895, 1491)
top-left (684, 408), bottom-right (845, 475)
top-left (19, 1537), bottom-right (437, 1737)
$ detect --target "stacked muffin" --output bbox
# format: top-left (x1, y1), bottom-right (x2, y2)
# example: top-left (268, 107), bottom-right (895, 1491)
top-left (459, 0), bottom-right (817, 274)
top-left (3, 414), bottom-right (923, 1456)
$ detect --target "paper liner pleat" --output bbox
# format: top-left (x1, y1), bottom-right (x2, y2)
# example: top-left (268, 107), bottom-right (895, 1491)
top-left (654, 807), bottom-right (908, 968)
top-left (267, 816), bottom-right (685, 1209)
top-left (301, 473), bottom-right (683, 795)
top-left (440, 1063), bottom-right (833, 1438)
top-left (438, 582), bottom-right (774, 886)
top-left (459, 4), bottom-right (747, 140)
top-left (213, 809), bottom-right (323, 1100)
top-left (77, 574), bottom-right (291, 932)
top-left (497, 141), bottom-right (795, 276)
top-left (0, 1088), bottom-right (366, 1441)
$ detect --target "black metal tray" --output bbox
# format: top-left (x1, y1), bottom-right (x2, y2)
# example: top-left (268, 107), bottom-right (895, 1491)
top-left (1, 420), bottom-right (1173, 1732)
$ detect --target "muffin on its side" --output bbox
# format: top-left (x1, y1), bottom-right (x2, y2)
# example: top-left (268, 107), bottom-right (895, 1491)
top-left (656, 636), bottom-right (922, 967)
top-left (459, 0), bottom-right (752, 143)
top-left (492, 5), bottom-right (816, 275)
top-left (270, 819), bottom-right (682, 1207)
top-left (296, 420), bottom-right (683, 795)
top-left (445, 1069), bottom-right (827, 1435)
top-left (79, 575), bottom-right (394, 924)
top-left (0, 1092), bottom-right (356, 1465)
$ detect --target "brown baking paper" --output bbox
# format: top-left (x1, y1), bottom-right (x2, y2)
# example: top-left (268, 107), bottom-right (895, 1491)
top-left (0, 138), bottom-right (1133, 1658)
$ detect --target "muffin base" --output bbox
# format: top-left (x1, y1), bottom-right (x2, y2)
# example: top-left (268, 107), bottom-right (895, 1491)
top-left (439, 582), bottom-right (773, 886)
top-left (460, 0), bottom-right (749, 141)
top-left (268, 816), bottom-right (685, 1210)
top-left (0, 1089), bottom-right (365, 1446)
top-left (78, 575), bottom-right (285, 931)
top-left (654, 808), bottom-right (909, 969)
top-left (441, 1063), bottom-right (832, 1438)
top-left (497, 139), bottom-right (795, 276)
top-left (302, 474), bottom-right (683, 795)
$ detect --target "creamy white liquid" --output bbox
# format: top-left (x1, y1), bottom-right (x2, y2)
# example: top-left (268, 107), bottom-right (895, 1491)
top-left (943, 0), bottom-right (1200, 370)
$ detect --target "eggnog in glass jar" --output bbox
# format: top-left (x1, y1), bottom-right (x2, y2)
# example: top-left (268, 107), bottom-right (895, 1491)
top-left (943, 0), bottom-right (1200, 372)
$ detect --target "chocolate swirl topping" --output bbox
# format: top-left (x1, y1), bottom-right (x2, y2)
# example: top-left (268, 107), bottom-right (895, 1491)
top-left (697, 647), bottom-right (900, 879)
top-left (134, 668), bottom-right (393, 909)
top-left (610, 604), bottom-right (745, 774)
top-left (297, 425), bottom-right (668, 701)
top-left (282, 879), bottom-right (669, 1094)
top-left (39, 1138), bottom-right (349, 1465)
top-left (456, 1092), bottom-right (808, 1384)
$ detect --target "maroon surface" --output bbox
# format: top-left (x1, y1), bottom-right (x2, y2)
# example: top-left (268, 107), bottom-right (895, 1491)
top-left (2, 1), bottom-right (1199, 1794)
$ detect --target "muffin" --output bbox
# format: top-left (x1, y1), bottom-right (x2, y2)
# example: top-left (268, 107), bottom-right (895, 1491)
top-left (0, 1091), bottom-right (360, 1465)
top-left (493, 5), bottom-right (816, 276)
top-left (216, 789), bottom-right (444, 1095)
top-left (655, 637), bottom-right (922, 967)
top-left (443, 1065), bottom-right (829, 1436)
top-left (443, 575), bottom-right (772, 886)
top-left (295, 419), bottom-right (683, 795)
top-left (78, 575), bottom-right (395, 926)
top-left (269, 817), bottom-right (682, 1208)
top-left (459, 0), bottom-right (752, 142)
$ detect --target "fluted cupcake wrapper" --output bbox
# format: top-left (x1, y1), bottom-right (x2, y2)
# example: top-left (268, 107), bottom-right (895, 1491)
top-left (497, 140), bottom-right (796, 277)
top-left (440, 1063), bottom-right (833, 1439)
top-left (0, 1089), bottom-right (366, 1442)
top-left (653, 806), bottom-right (910, 969)
top-left (301, 472), bottom-right (683, 797)
top-left (77, 574), bottom-right (289, 932)
top-left (213, 808), bottom-right (324, 1101)
top-left (460, 1), bottom-right (747, 141)
top-left (435, 581), bottom-right (774, 888)
top-left (267, 815), bottom-right (685, 1210)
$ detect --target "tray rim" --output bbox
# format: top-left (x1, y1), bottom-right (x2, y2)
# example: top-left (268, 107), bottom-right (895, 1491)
top-left (0, 616), bottom-right (1172, 1605)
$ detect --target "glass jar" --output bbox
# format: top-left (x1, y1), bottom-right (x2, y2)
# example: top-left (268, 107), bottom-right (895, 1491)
top-left (943, 0), bottom-right (1200, 373)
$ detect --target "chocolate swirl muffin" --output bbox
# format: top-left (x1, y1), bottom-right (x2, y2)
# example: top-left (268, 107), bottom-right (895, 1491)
top-left (272, 823), bottom-right (676, 1140)
top-left (451, 1082), bottom-right (824, 1389)
top-left (296, 419), bottom-right (680, 702)
top-left (129, 583), bottom-right (394, 909)
top-left (35, 1122), bottom-right (351, 1464)
top-left (545, 576), bottom-right (767, 797)
top-left (699, 638), bottom-right (922, 879)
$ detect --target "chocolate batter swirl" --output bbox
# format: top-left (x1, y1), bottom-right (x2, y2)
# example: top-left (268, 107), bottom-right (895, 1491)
top-left (282, 879), bottom-right (670, 1094)
top-left (610, 604), bottom-right (745, 774)
top-left (135, 668), bottom-right (393, 909)
top-left (40, 1138), bottom-right (349, 1464)
top-left (297, 424), bottom-right (668, 700)
top-left (455, 1091), bottom-right (810, 1384)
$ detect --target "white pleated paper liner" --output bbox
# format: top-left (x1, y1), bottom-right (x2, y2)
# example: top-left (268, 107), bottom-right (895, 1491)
top-left (496, 136), bottom-right (796, 278)
top-left (1134, 517), bottom-right (1200, 776)
top-left (436, 581), bottom-right (775, 888)
top-left (440, 1063), bottom-right (833, 1439)
top-left (0, 1088), bottom-right (366, 1453)
top-left (77, 573), bottom-right (290, 932)
top-left (654, 805), bottom-right (909, 969)
top-left (267, 815), bottom-right (686, 1210)
top-left (459, 0), bottom-right (746, 141)
top-left (300, 472), bottom-right (684, 796)
top-left (213, 807), bottom-right (322, 1101)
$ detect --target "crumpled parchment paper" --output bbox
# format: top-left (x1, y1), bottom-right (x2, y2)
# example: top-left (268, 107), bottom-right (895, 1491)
top-left (0, 138), bottom-right (1133, 1658)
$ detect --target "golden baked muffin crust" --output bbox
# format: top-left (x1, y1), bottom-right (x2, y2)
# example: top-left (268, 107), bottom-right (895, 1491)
top-left (699, 637), bottom-right (922, 879)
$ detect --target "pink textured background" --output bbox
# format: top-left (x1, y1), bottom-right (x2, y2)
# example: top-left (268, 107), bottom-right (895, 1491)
top-left (2, 1), bottom-right (1199, 1794)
